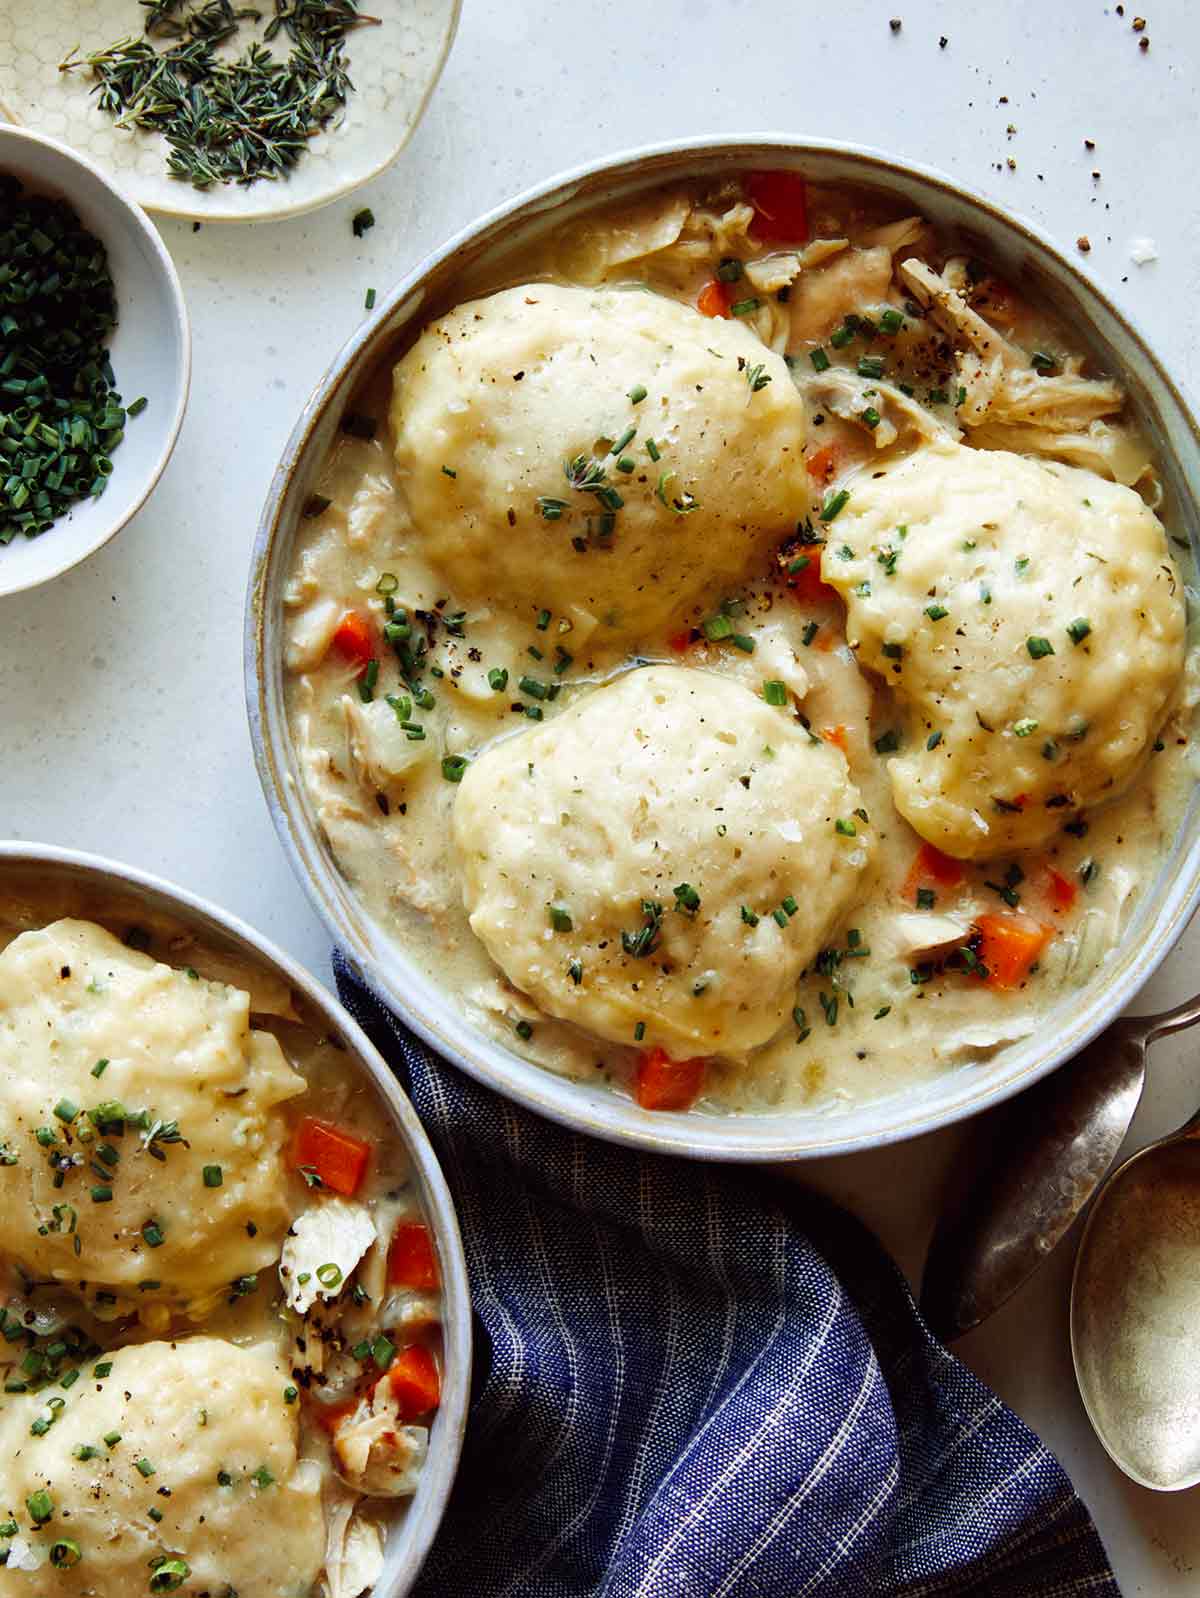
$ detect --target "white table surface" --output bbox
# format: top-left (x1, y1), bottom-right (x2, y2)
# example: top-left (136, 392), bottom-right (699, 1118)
top-left (3, 0), bottom-right (1198, 1589)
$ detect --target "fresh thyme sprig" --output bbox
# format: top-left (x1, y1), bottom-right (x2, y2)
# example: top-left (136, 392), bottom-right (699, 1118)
top-left (60, 0), bottom-right (381, 191)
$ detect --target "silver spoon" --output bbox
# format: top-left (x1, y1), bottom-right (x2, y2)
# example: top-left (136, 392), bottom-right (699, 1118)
top-left (1071, 1108), bottom-right (1200, 1490)
top-left (920, 992), bottom-right (1200, 1341)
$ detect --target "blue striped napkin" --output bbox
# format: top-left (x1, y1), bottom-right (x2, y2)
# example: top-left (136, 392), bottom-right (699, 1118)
top-left (334, 957), bottom-right (1119, 1597)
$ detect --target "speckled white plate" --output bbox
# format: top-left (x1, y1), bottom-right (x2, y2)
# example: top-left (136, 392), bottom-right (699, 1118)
top-left (0, 0), bottom-right (460, 223)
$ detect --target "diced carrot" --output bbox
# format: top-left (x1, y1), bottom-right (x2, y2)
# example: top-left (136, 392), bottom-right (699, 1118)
top-left (635, 1047), bottom-right (705, 1112)
top-left (805, 443), bottom-right (842, 483)
top-left (821, 725), bottom-right (849, 754)
top-left (745, 170), bottom-right (809, 244)
top-left (332, 610), bottom-right (375, 670)
top-left (782, 545), bottom-right (838, 605)
top-left (697, 279), bottom-right (732, 318)
top-left (902, 842), bottom-right (966, 902)
top-left (387, 1221), bottom-right (439, 1291)
top-left (668, 628), bottom-right (696, 653)
top-left (1045, 868), bottom-right (1079, 913)
top-left (387, 1346), bottom-right (441, 1421)
top-left (291, 1116), bottom-right (372, 1198)
top-left (975, 912), bottom-right (1052, 989)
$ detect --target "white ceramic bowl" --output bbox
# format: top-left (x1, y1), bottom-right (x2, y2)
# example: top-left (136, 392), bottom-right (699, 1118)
top-left (0, 841), bottom-right (470, 1598)
top-left (247, 136), bottom-right (1200, 1162)
top-left (0, 124), bottom-right (189, 596)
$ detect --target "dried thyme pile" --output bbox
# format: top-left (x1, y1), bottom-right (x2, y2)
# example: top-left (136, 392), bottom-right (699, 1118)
top-left (0, 177), bottom-right (142, 546)
top-left (60, 0), bottom-right (380, 191)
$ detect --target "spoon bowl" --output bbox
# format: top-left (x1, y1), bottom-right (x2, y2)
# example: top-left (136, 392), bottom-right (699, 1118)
top-left (1071, 1120), bottom-right (1200, 1490)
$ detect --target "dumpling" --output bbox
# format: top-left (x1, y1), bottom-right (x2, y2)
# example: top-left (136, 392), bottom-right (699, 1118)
top-left (0, 1338), bottom-right (324, 1597)
top-left (452, 665), bottom-right (872, 1059)
top-left (821, 443), bottom-right (1185, 859)
top-left (390, 284), bottom-right (808, 646)
top-left (0, 920), bottom-right (306, 1321)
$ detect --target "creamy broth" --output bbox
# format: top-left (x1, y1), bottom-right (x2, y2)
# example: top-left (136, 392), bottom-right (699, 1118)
top-left (283, 172), bottom-right (1197, 1118)
top-left (0, 886), bottom-right (443, 1598)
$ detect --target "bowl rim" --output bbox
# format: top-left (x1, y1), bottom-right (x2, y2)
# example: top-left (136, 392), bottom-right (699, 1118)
top-left (246, 132), bottom-right (1200, 1161)
top-left (0, 839), bottom-right (471, 1596)
top-left (0, 122), bottom-right (192, 597)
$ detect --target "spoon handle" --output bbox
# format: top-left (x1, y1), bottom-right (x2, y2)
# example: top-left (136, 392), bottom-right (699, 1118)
top-left (1137, 991), bottom-right (1200, 1045)
top-left (921, 1013), bottom-right (1153, 1341)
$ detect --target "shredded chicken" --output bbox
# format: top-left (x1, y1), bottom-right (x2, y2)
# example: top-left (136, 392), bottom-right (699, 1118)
top-left (889, 912), bottom-right (974, 958)
top-left (968, 419), bottom-right (1154, 487)
top-left (898, 257), bottom-right (1023, 369)
top-left (331, 1383), bottom-right (430, 1497)
top-left (859, 216), bottom-right (928, 254)
top-left (788, 246), bottom-right (895, 344)
top-left (280, 1197), bottom-right (378, 1316)
top-left (287, 597), bottom-right (342, 671)
top-left (804, 368), bottom-right (953, 451)
top-left (341, 696), bottom-right (431, 790)
top-left (324, 1495), bottom-right (387, 1598)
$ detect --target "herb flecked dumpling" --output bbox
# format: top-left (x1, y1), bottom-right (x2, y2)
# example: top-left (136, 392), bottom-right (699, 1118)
top-left (821, 442), bottom-right (1186, 860)
top-left (0, 1338), bottom-right (324, 1597)
top-left (389, 284), bottom-right (808, 646)
top-left (452, 665), bottom-right (872, 1059)
top-left (0, 921), bottom-right (306, 1322)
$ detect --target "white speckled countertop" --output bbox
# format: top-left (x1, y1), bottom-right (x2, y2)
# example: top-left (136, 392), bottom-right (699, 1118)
top-left (2, 0), bottom-right (1198, 1588)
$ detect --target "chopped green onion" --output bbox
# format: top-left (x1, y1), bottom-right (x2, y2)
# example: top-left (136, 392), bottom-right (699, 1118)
top-left (141, 1220), bottom-right (165, 1249)
top-left (878, 308), bottom-right (904, 334)
top-left (487, 667), bottom-right (509, 692)
top-left (149, 1557), bottom-right (190, 1591)
top-left (316, 1263), bottom-right (343, 1288)
top-left (1026, 636), bottom-right (1055, 659)
top-left (924, 603), bottom-right (949, 621)
top-left (90, 1058), bottom-right (109, 1079)
top-left (202, 1165), bottom-right (223, 1188)
top-left (741, 906), bottom-right (759, 927)
top-left (645, 438), bottom-right (661, 461)
top-left (1066, 617), bottom-right (1092, 644)
top-left (49, 1538), bottom-right (81, 1568)
top-left (731, 634), bottom-right (756, 653)
top-left (135, 1457), bottom-right (156, 1477)
top-left (518, 675), bottom-right (547, 700)
top-left (53, 1099), bottom-right (78, 1123)
top-left (703, 613), bottom-right (734, 641)
top-left (856, 355), bottom-right (885, 379)
top-left (835, 818), bottom-right (857, 836)
top-left (820, 490), bottom-right (849, 522)
top-left (441, 755), bottom-right (470, 783)
top-left (809, 347), bottom-right (831, 373)
top-left (861, 406), bottom-right (881, 430)
top-left (364, 287), bottom-right (376, 310)
top-left (762, 680), bottom-right (789, 706)
top-left (830, 323), bottom-right (855, 349)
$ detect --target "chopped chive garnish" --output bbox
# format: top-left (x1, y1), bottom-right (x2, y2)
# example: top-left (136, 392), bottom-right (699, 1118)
top-left (518, 675), bottom-right (547, 700)
top-left (90, 1058), bottom-right (109, 1079)
top-left (835, 818), bottom-right (857, 836)
top-left (881, 642), bottom-right (903, 660)
top-left (141, 1220), bottom-right (165, 1248)
top-left (1026, 636), bottom-right (1055, 659)
top-left (731, 634), bottom-right (756, 653)
top-left (730, 297), bottom-right (760, 316)
top-left (148, 1506), bottom-right (163, 1522)
top-left (149, 1557), bottom-right (191, 1591)
top-left (801, 621), bottom-right (820, 647)
top-left (716, 257), bottom-right (743, 283)
top-left (53, 1099), bottom-right (78, 1123)
top-left (856, 355), bottom-right (885, 379)
top-left (924, 603), bottom-right (949, 621)
top-left (1031, 350), bottom-right (1058, 373)
top-left (830, 323), bottom-right (854, 349)
top-left (927, 730), bottom-right (943, 750)
top-left (628, 384), bottom-right (647, 404)
top-left (203, 1165), bottom-right (223, 1188)
top-left (91, 1185), bottom-right (113, 1203)
top-left (357, 658), bottom-right (379, 702)
top-left (820, 490), bottom-right (849, 522)
top-left (440, 465), bottom-right (457, 479)
top-left (1067, 617), bottom-right (1092, 644)
top-left (1013, 718), bottom-right (1039, 737)
top-left (781, 895), bottom-right (798, 916)
top-left (514, 1019), bottom-right (533, 1041)
top-left (703, 613), bottom-right (734, 640)
top-left (633, 1021), bottom-right (646, 1042)
top-left (741, 906), bottom-right (760, 927)
top-left (874, 729), bottom-right (900, 753)
top-left (548, 905), bottom-right (573, 933)
top-left (645, 438), bottom-right (661, 461)
top-left (284, 1385), bottom-right (298, 1403)
top-left (94, 1361), bottom-right (113, 1378)
top-left (441, 755), bottom-right (470, 783)
top-left (878, 308), bottom-right (904, 334)
top-left (316, 1262), bottom-right (343, 1288)
top-left (673, 883), bottom-right (701, 914)
top-left (103, 1430), bottom-right (121, 1446)
top-left (762, 680), bottom-right (789, 706)
top-left (861, 406), bottom-right (881, 430)
top-left (352, 208), bottom-right (375, 237)
top-left (772, 908), bottom-right (788, 927)
top-left (135, 1458), bottom-right (156, 1477)
top-left (364, 287), bottom-right (376, 310)
top-left (809, 347), bottom-right (831, 372)
top-left (488, 667), bottom-right (509, 691)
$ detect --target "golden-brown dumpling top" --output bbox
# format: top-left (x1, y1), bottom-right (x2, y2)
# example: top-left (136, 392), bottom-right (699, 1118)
top-left (0, 920), bottom-right (305, 1322)
top-left (453, 665), bottom-right (872, 1060)
top-left (390, 283), bottom-right (808, 647)
top-left (822, 442), bottom-right (1185, 858)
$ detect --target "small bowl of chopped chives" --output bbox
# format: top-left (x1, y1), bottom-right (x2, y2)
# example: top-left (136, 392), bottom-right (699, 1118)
top-left (0, 122), bottom-right (189, 597)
